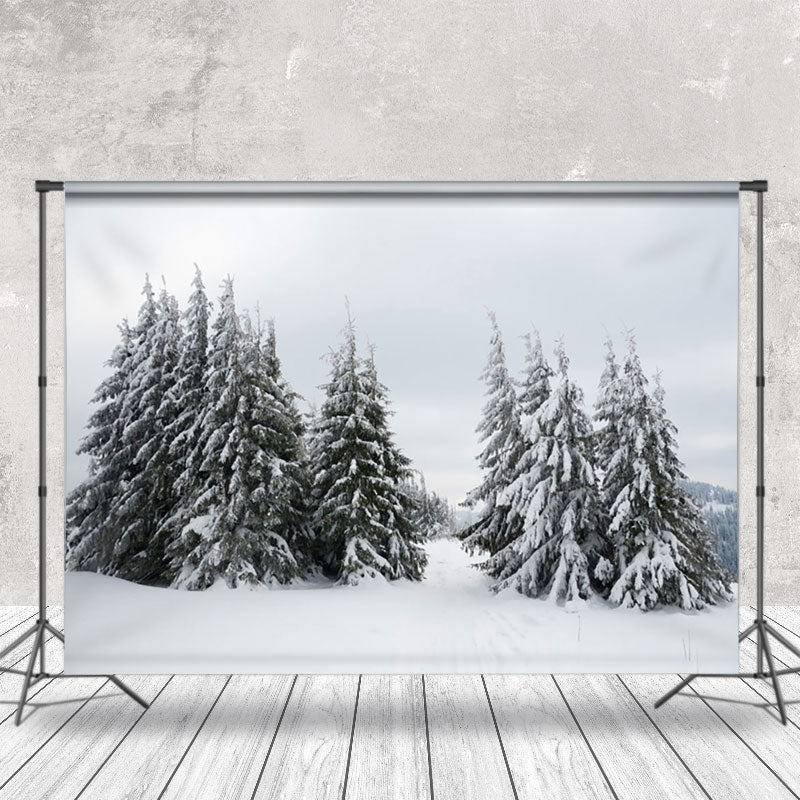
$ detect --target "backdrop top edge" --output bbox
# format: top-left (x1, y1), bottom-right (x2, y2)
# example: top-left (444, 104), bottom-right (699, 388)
top-left (64, 181), bottom-right (741, 198)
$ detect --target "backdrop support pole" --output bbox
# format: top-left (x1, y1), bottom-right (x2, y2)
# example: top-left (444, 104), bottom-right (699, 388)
top-left (0, 181), bottom-right (148, 726)
top-left (655, 179), bottom-right (800, 725)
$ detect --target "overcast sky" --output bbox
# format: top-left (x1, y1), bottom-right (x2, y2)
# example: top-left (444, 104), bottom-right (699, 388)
top-left (65, 193), bottom-right (739, 502)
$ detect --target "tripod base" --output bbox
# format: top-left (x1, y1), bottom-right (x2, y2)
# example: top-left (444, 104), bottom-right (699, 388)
top-left (0, 617), bottom-right (149, 726)
top-left (655, 618), bottom-right (800, 725)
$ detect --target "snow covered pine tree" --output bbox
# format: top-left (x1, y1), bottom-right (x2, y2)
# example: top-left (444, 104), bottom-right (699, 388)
top-left (483, 340), bottom-right (602, 607)
top-left (67, 276), bottom-right (184, 583)
top-left (459, 312), bottom-right (525, 555)
top-left (591, 336), bottom-right (625, 588)
top-left (66, 317), bottom-right (137, 573)
top-left (310, 312), bottom-right (426, 584)
top-left (170, 278), bottom-right (302, 589)
top-left (110, 279), bottom-right (183, 581)
top-left (248, 315), bottom-right (316, 575)
top-left (159, 264), bottom-right (211, 577)
top-left (492, 329), bottom-right (554, 552)
top-left (605, 334), bottom-right (732, 610)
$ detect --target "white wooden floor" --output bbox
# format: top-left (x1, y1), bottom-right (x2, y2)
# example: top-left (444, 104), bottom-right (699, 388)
top-left (0, 606), bottom-right (798, 800)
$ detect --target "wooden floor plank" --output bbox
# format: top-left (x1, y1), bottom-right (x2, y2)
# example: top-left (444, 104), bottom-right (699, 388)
top-left (682, 645), bottom-right (800, 796)
top-left (158, 675), bottom-right (294, 800)
top-left (0, 607), bottom-right (37, 639)
top-left (424, 674), bottom-right (516, 800)
top-left (252, 674), bottom-right (359, 800)
top-left (0, 610), bottom-right (45, 678)
top-left (0, 674), bottom-right (108, 787)
top-left (0, 674), bottom-right (168, 800)
top-left (764, 607), bottom-right (800, 637)
top-left (76, 674), bottom-right (229, 800)
top-left (625, 672), bottom-right (796, 800)
top-left (254, 674), bottom-right (358, 800)
top-left (555, 674), bottom-right (707, 800)
top-left (483, 674), bottom-right (614, 800)
top-left (345, 674), bottom-right (431, 800)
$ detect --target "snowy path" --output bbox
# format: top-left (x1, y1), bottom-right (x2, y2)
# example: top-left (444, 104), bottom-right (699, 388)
top-left (65, 539), bottom-right (738, 674)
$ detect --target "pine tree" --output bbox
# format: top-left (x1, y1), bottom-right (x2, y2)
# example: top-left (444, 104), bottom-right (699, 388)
top-left (172, 279), bottom-right (299, 589)
top-left (518, 330), bottom-right (553, 421)
top-left (361, 346), bottom-right (427, 580)
top-left (66, 319), bottom-right (137, 572)
top-left (494, 330), bottom-right (554, 550)
top-left (459, 313), bottom-right (524, 555)
top-left (311, 313), bottom-right (425, 584)
top-left (88, 277), bottom-right (174, 582)
top-left (592, 336), bottom-right (624, 587)
top-left (159, 265), bottom-right (212, 573)
top-left (649, 373), bottom-right (732, 605)
top-left (106, 279), bottom-right (182, 582)
top-left (483, 341), bottom-right (601, 606)
top-left (260, 318), bottom-right (317, 573)
top-left (606, 336), bottom-right (732, 610)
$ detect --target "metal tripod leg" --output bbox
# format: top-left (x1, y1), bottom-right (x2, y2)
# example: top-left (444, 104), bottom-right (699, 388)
top-left (759, 622), bottom-right (788, 725)
top-left (45, 622), bottom-right (63, 642)
top-left (654, 674), bottom-right (695, 709)
top-left (44, 622), bottom-right (148, 711)
top-left (107, 675), bottom-right (149, 710)
top-left (763, 621), bottom-right (800, 665)
top-left (15, 625), bottom-right (44, 726)
top-left (739, 621), bottom-right (758, 642)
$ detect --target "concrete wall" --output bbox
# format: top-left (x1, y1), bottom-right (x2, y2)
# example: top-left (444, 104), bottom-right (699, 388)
top-left (1, 1), bottom-right (798, 605)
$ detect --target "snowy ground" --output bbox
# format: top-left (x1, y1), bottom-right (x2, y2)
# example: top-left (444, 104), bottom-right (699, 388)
top-left (65, 539), bottom-right (739, 675)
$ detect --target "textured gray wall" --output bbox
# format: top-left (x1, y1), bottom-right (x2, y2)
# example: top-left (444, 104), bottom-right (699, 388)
top-left (1, 1), bottom-right (798, 605)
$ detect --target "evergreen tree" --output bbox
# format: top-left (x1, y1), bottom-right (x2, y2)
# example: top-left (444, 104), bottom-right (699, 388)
top-left (69, 276), bottom-right (184, 583)
top-left (361, 346), bottom-right (427, 580)
top-left (495, 330), bottom-right (554, 549)
top-left (115, 281), bottom-right (184, 581)
top-left (159, 265), bottom-right (211, 573)
top-left (311, 313), bottom-right (425, 584)
top-left (66, 318), bottom-right (137, 572)
top-left (592, 336), bottom-right (624, 587)
top-left (172, 279), bottom-right (299, 589)
top-left (594, 336), bottom-right (623, 488)
top-left (649, 374), bottom-right (732, 605)
top-left (246, 313), bottom-right (316, 579)
top-left (109, 277), bottom-right (184, 582)
top-left (483, 341), bottom-right (601, 605)
top-left (459, 313), bottom-right (524, 555)
top-left (606, 336), bottom-right (732, 610)
top-left (518, 330), bottom-right (553, 421)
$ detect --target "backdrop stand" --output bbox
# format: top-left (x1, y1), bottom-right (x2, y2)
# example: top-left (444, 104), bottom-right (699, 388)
top-left (0, 180), bottom-right (148, 726)
top-left (655, 180), bottom-right (800, 725)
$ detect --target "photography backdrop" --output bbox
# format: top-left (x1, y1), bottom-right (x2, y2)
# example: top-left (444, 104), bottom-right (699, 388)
top-left (64, 182), bottom-right (739, 674)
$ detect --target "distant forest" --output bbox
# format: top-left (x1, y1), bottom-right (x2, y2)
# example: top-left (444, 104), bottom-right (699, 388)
top-left (682, 481), bottom-right (738, 576)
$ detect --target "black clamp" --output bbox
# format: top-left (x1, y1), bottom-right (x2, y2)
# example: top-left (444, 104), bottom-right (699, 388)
top-left (35, 180), bottom-right (64, 193)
